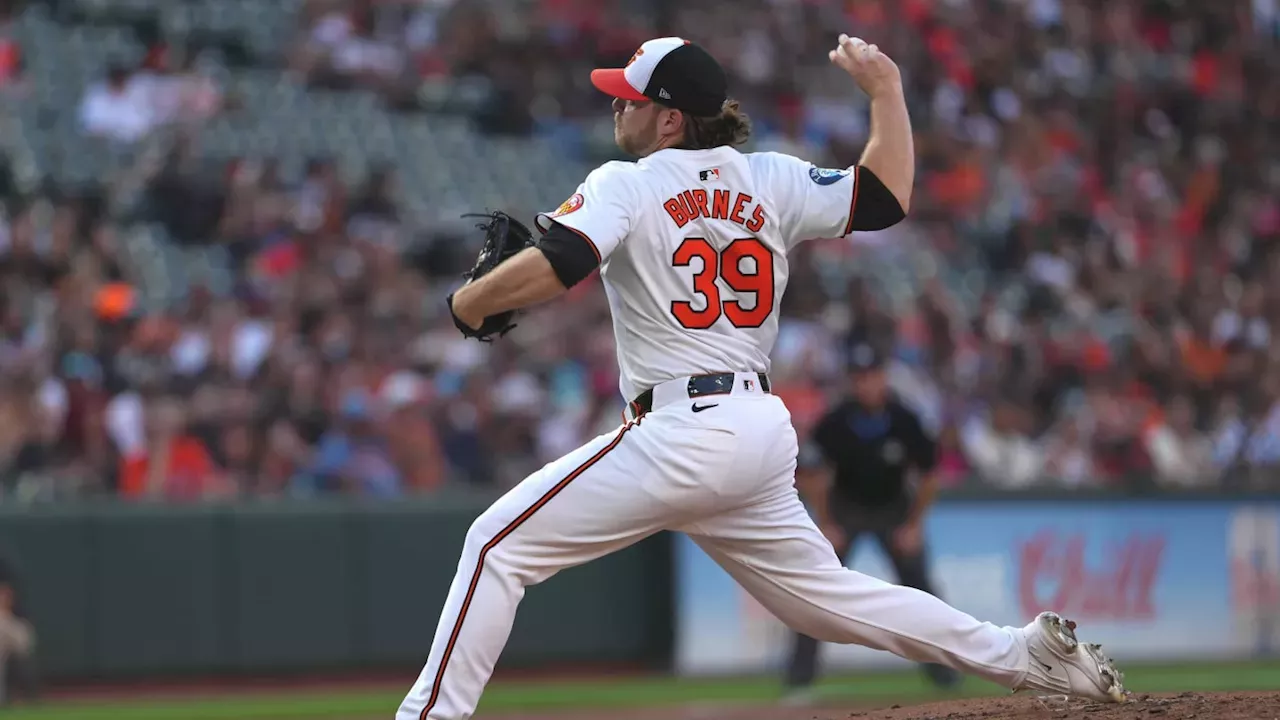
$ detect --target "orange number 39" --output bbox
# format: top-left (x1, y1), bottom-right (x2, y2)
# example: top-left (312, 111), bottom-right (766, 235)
top-left (670, 237), bottom-right (775, 329)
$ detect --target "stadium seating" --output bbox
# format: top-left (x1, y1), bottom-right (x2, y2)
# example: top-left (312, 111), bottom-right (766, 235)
top-left (7, 0), bottom-right (593, 310)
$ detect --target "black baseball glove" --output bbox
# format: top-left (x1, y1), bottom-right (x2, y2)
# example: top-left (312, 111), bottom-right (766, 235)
top-left (447, 210), bottom-right (536, 342)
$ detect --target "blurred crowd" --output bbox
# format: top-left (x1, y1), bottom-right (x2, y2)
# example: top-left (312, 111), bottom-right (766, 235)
top-left (1, 0), bottom-right (1279, 503)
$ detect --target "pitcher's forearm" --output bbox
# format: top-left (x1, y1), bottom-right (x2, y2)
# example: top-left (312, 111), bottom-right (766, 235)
top-left (451, 248), bottom-right (567, 327)
top-left (858, 84), bottom-right (914, 213)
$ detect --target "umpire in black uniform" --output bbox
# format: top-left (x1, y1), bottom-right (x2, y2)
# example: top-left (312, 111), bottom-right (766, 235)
top-left (783, 334), bottom-right (959, 698)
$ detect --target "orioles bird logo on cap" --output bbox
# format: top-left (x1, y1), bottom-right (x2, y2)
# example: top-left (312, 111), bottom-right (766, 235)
top-left (625, 47), bottom-right (644, 67)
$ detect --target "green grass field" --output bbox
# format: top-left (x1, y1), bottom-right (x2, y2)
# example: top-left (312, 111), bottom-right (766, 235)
top-left (5, 661), bottom-right (1279, 720)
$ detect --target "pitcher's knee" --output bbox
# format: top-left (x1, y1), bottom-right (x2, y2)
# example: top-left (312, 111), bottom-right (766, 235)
top-left (461, 515), bottom-right (496, 562)
top-left (462, 513), bottom-right (545, 588)
top-left (464, 491), bottom-right (532, 552)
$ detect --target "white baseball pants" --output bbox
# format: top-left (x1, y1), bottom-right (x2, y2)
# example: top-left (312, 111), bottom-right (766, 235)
top-left (397, 374), bottom-right (1030, 720)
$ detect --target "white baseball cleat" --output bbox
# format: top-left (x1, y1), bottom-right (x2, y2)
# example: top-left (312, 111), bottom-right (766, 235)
top-left (1015, 611), bottom-right (1128, 703)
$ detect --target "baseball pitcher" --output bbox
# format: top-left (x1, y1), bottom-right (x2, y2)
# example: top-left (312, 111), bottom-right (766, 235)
top-left (398, 35), bottom-right (1127, 720)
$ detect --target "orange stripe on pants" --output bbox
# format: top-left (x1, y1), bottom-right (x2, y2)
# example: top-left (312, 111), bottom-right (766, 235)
top-left (418, 424), bottom-right (631, 719)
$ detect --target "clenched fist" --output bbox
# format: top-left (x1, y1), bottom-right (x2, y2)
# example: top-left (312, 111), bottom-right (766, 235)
top-left (829, 34), bottom-right (902, 99)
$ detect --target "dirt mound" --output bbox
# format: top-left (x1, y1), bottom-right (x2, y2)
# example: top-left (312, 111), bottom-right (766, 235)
top-left (484, 692), bottom-right (1280, 720)
top-left (845, 692), bottom-right (1280, 720)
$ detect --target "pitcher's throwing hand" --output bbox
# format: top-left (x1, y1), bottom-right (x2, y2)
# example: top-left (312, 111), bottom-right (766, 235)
top-left (830, 34), bottom-right (902, 98)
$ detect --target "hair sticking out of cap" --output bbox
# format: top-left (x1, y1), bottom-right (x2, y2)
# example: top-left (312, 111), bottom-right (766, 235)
top-left (677, 99), bottom-right (752, 150)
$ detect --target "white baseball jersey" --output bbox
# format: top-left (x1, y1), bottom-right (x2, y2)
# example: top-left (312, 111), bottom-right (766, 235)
top-left (536, 146), bottom-right (862, 402)
top-left (403, 146), bottom-right (1045, 720)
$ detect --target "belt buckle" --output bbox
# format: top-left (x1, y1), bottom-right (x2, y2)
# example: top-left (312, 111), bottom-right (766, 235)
top-left (709, 373), bottom-right (733, 394)
top-left (688, 373), bottom-right (732, 398)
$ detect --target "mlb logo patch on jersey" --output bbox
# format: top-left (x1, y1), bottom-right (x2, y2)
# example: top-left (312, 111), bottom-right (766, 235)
top-left (808, 166), bottom-right (850, 185)
top-left (551, 193), bottom-right (584, 217)
top-left (698, 168), bottom-right (721, 182)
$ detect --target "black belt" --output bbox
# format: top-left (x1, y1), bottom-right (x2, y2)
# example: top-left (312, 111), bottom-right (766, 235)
top-left (630, 372), bottom-right (771, 419)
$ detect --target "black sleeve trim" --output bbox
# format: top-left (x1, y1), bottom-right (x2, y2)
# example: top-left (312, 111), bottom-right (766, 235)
top-left (538, 220), bottom-right (601, 289)
top-left (846, 165), bottom-right (906, 232)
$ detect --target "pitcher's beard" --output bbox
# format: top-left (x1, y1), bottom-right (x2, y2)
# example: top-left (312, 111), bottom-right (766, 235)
top-left (616, 122), bottom-right (659, 156)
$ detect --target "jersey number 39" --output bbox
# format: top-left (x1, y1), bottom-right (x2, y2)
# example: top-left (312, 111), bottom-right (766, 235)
top-left (670, 237), bottom-right (775, 329)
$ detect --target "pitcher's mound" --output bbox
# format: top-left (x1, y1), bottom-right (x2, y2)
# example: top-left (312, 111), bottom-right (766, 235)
top-left (846, 692), bottom-right (1280, 720)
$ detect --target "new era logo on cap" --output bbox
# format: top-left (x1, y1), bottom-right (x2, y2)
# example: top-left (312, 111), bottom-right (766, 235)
top-left (589, 37), bottom-right (728, 117)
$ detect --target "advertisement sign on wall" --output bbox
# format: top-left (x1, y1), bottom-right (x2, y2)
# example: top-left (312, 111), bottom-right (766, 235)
top-left (675, 502), bottom-right (1280, 675)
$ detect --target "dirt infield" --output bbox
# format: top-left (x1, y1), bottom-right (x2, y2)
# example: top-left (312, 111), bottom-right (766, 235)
top-left (482, 692), bottom-right (1280, 720)
top-left (851, 692), bottom-right (1280, 720)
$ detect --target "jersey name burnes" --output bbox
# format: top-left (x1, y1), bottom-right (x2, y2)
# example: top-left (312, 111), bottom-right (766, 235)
top-left (662, 188), bottom-right (766, 233)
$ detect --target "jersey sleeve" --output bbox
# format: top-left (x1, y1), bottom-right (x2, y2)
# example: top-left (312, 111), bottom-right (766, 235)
top-left (535, 161), bottom-right (638, 263)
top-left (748, 152), bottom-right (860, 247)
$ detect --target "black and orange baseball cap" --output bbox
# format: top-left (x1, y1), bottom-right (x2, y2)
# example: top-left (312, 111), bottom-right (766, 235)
top-left (590, 37), bottom-right (728, 117)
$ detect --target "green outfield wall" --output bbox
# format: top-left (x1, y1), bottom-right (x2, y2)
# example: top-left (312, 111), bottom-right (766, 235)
top-left (2, 490), bottom-right (1277, 683)
top-left (0, 496), bottom-right (673, 682)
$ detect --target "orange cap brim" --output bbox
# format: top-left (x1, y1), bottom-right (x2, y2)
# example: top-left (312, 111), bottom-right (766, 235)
top-left (590, 69), bottom-right (648, 102)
